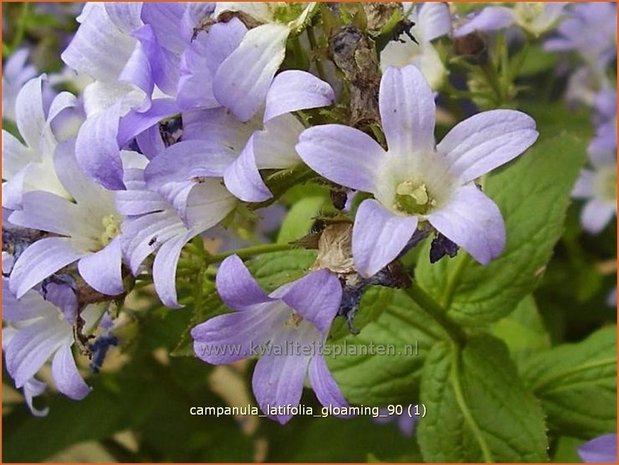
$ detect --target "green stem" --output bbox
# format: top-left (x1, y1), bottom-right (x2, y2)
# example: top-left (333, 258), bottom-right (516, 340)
top-left (405, 283), bottom-right (466, 345)
top-left (206, 243), bottom-right (295, 264)
top-left (306, 24), bottom-right (326, 81)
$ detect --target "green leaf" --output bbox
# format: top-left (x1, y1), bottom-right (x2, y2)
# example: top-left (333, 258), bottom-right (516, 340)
top-left (491, 294), bottom-right (551, 362)
top-left (517, 44), bottom-right (559, 77)
top-left (417, 334), bottom-right (548, 462)
top-left (247, 249), bottom-right (317, 290)
top-left (416, 131), bottom-right (587, 325)
top-left (277, 195), bottom-right (327, 244)
top-left (521, 326), bottom-right (617, 438)
top-left (328, 288), bottom-right (444, 405)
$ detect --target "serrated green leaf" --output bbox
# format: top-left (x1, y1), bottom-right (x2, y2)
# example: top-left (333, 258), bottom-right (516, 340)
top-left (521, 326), bottom-right (617, 438)
top-left (416, 131), bottom-right (587, 325)
top-left (417, 334), bottom-right (548, 462)
top-left (328, 288), bottom-right (444, 405)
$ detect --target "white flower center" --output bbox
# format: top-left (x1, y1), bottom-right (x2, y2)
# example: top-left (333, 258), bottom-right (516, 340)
top-left (515, 3), bottom-right (545, 25)
top-left (100, 214), bottom-right (121, 246)
top-left (376, 150), bottom-right (456, 218)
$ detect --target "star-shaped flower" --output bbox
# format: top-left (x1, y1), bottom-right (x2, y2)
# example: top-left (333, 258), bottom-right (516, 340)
top-left (191, 255), bottom-right (347, 424)
top-left (297, 65), bottom-right (538, 277)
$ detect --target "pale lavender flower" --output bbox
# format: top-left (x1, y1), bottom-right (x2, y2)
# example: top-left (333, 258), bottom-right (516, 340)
top-left (2, 75), bottom-right (80, 210)
top-left (191, 255), bottom-right (346, 424)
top-left (8, 140), bottom-right (124, 297)
top-left (545, 3), bottom-right (617, 72)
top-left (2, 274), bottom-right (103, 408)
top-left (117, 151), bottom-right (236, 307)
top-left (2, 48), bottom-right (37, 122)
top-left (578, 434), bottom-right (617, 463)
top-left (146, 69), bottom-right (334, 204)
top-left (589, 88), bottom-right (617, 159)
top-left (572, 145), bottom-right (617, 235)
top-left (380, 2), bottom-right (451, 89)
top-left (455, 3), bottom-right (566, 38)
top-left (211, 2), bottom-right (318, 122)
top-left (297, 65), bottom-right (538, 277)
top-left (64, 3), bottom-right (214, 189)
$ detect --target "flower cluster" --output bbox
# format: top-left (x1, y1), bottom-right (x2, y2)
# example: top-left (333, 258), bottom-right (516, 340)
top-left (1, 6), bottom-right (615, 454)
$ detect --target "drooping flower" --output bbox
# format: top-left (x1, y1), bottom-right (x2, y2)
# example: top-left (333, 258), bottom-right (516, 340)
top-left (380, 2), bottom-right (451, 90)
top-left (146, 69), bottom-right (334, 204)
top-left (455, 3), bottom-right (566, 38)
top-left (191, 255), bottom-right (347, 424)
top-left (117, 151), bottom-right (236, 308)
top-left (211, 2), bottom-right (318, 122)
top-left (2, 266), bottom-right (104, 410)
top-left (8, 139), bottom-right (125, 298)
top-left (578, 434), bottom-right (617, 463)
top-left (297, 65), bottom-right (538, 277)
top-left (63, 2), bottom-right (215, 189)
top-left (545, 3), bottom-right (617, 73)
top-left (2, 75), bottom-right (79, 210)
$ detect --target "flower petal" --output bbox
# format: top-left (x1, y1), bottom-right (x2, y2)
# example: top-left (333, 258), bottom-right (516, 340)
top-left (581, 199), bottom-right (616, 234)
top-left (379, 65), bottom-right (436, 156)
top-left (23, 377), bottom-right (49, 417)
top-left (213, 23), bottom-right (289, 122)
top-left (5, 316), bottom-right (70, 388)
top-left (416, 2), bottom-right (452, 42)
top-left (308, 355), bottom-right (348, 408)
top-left (181, 179), bottom-right (236, 232)
top-left (9, 237), bottom-right (84, 298)
top-left (453, 6), bottom-right (515, 37)
top-left (152, 231), bottom-right (195, 308)
top-left (216, 255), bottom-right (273, 311)
top-left (296, 124), bottom-right (385, 193)
top-left (8, 191), bottom-right (81, 236)
top-left (427, 185), bottom-right (505, 265)
top-left (223, 135), bottom-right (272, 202)
top-left (437, 110), bottom-right (538, 183)
top-left (15, 75), bottom-right (50, 150)
top-left (121, 211), bottom-right (187, 274)
top-left (77, 237), bottom-right (124, 296)
top-left (254, 114), bottom-right (305, 169)
top-left (145, 140), bottom-right (235, 190)
top-left (61, 3), bottom-right (138, 81)
top-left (51, 343), bottom-right (91, 400)
top-left (264, 70), bottom-right (334, 123)
top-left (572, 169), bottom-right (595, 198)
top-left (352, 199), bottom-right (418, 277)
top-left (2, 279), bottom-right (58, 322)
top-left (177, 18), bottom-right (247, 110)
top-left (75, 103), bottom-right (125, 190)
top-left (578, 434), bottom-right (617, 463)
top-left (191, 304), bottom-right (285, 364)
top-left (252, 331), bottom-right (312, 424)
top-left (271, 269), bottom-right (341, 334)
